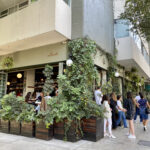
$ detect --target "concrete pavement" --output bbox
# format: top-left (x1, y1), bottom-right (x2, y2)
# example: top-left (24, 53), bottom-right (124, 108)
top-left (0, 120), bottom-right (150, 150)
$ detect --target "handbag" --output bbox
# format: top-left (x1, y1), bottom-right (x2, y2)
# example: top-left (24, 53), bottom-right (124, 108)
top-left (145, 108), bottom-right (150, 114)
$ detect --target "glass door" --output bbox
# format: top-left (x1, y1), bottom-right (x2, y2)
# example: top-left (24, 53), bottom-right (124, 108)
top-left (0, 72), bottom-right (7, 99)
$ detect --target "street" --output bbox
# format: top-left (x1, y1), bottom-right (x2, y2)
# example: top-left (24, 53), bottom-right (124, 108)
top-left (0, 120), bottom-right (150, 150)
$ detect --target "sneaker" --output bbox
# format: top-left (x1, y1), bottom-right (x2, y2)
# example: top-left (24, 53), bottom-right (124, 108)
top-left (126, 132), bottom-right (130, 136)
top-left (104, 133), bottom-right (109, 137)
top-left (128, 135), bottom-right (136, 139)
top-left (144, 126), bottom-right (147, 131)
top-left (109, 134), bottom-right (116, 139)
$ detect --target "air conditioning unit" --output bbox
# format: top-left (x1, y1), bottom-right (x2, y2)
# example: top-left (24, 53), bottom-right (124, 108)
top-left (0, 9), bottom-right (8, 18)
top-left (18, 0), bottom-right (29, 10)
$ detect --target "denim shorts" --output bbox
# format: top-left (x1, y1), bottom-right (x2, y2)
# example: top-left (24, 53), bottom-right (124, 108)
top-left (140, 108), bottom-right (148, 120)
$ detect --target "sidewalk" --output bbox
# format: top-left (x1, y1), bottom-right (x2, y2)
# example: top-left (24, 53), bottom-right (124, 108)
top-left (0, 120), bottom-right (150, 150)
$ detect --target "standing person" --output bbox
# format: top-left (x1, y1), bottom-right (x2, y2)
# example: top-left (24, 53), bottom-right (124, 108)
top-left (124, 92), bottom-right (136, 139)
top-left (102, 95), bottom-right (116, 138)
top-left (134, 92), bottom-right (142, 123)
top-left (94, 86), bottom-right (103, 106)
top-left (110, 93), bottom-right (117, 129)
top-left (138, 94), bottom-right (150, 131)
top-left (116, 95), bottom-right (128, 128)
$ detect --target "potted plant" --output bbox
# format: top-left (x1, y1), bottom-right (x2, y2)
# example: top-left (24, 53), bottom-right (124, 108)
top-left (17, 103), bottom-right (36, 138)
top-left (0, 92), bottom-right (22, 134)
top-left (43, 39), bottom-right (104, 142)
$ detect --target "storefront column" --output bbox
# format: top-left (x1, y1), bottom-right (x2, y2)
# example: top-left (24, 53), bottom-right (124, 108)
top-left (24, 69), bottom-right (35, 96)
top-left (59, 62), bottom-right (64, 75)
top-left (102, 70), bottom-right (107, 85)
top-left (118, 77), bottom-right (123, 95)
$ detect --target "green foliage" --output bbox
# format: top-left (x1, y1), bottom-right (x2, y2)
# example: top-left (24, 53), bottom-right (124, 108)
top-left (101, 80), bottom-right (113, 95)
top-left (43, 65), bottom-right (54, 95)
top-left (121, 0), bottom-right (150, 40)
top-left (0, 92), bottom-right (36, 123)
top-left (1, 56), bottom-right (14, 70)
top-left (39, 38), bottom-right (104, 139)
top-left (124, 67), bottom-right (145, 94)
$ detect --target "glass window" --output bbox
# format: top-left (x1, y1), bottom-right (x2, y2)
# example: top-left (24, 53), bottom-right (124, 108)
top-left (63, 0), bottom-right (71, 6)
top-left (114, 19), bottom-right (130, 38)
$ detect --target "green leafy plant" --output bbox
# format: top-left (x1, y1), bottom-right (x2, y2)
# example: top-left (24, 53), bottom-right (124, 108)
top-left (0, 92), bottom-right (36, 123)
top-left (101, 80), bottom-right (113, 95)
top-left (43, 65), bottom-right (54, 95)
top-left (121, 0), bottom-right (150, 40)
top-left (39, 38), bottom-right (104, 140)
top-left (1, 56), bottom-right (14, 70)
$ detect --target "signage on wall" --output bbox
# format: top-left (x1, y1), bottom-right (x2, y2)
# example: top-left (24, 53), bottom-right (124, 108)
top-left (48, 52), bottom-right (58, 57)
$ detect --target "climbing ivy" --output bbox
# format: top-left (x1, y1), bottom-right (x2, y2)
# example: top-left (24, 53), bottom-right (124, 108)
top-left (41, 38), bottom-right (104, 140)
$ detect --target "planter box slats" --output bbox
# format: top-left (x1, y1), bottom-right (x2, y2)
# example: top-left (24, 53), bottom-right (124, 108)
top-left (82, 118), bottom-right (104, 142)
top-left (54, 121), bottom-right (81, 142)
top-left (0, 120), bottom-right (10, 133)
top-left (21, 122), bottom-right (35, 137)
top-left (36, 122), bottom-right (53, 140)
top-left (10, 121), bottom-right (21, 135)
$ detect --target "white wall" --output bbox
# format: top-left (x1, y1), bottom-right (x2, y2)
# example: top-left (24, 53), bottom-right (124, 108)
top-left (0, 0), bottom-right (71, 55)
top-left (113, 0), bottom-right (126, 19)
top-left (117, 37), bottom-right (150, 78)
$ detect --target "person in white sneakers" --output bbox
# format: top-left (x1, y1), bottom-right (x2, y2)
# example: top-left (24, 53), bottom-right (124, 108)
top-left (124, 92), bottom-right (136, 139)
top-left (102, 95), bottom-right (116, 139)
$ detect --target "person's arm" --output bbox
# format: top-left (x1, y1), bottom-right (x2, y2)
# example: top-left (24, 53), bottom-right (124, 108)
top-left (147, 101), bottom-right (150, 109)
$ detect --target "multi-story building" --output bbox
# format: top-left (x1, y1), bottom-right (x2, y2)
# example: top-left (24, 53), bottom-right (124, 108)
top-left (114, 0), bottom-right (150, 82)
top-left (0, 0), bottom-right (115, 98)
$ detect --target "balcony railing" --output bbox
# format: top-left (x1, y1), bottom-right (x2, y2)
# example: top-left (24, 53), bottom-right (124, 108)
top-left (115, 19), bottom-right (150, 66)
top-left (0, 0), bottom-right (38, 19)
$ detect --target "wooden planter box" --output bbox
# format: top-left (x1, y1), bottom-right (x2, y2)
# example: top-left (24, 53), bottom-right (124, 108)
top-left (82, 117), bottom-right (104, 142)
top-left (54, 121), bottom-right (82, 142)
top-left (36, 122), bottom-right (53, 140)
top-left (0, 120), bottom-right (10, 133)
top-left (21, 122), bottom-right (35, 137)
top-left (10, 121), bottom-right (21, 135)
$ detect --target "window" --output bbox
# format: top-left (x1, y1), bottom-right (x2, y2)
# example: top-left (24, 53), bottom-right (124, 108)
top-left (63, 0), bottom-right (71, 6)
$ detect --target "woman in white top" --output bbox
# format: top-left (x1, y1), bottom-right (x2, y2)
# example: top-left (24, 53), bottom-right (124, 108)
top-left (116, 95), bottom-right (128, 128)
top-left (102, 95), bottom-right (116, 139)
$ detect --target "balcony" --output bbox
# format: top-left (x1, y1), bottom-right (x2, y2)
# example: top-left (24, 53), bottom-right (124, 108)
top-left (0, 0), bottom-right (71, 55)
top-left (116, 36), bottom-right (150, 78)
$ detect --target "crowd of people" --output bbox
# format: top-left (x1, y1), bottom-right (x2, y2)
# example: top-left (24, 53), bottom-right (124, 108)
top-left (25, 84), bottom-right (58, 113)
top-left (94, 86), bottom-right (150, 139)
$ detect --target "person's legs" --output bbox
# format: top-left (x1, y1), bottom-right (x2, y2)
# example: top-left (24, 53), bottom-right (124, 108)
top-left (112, 112), bottom-right (117, 129)
top-left (116, 111), bottom-right (122, 126)
top-left (108, 118), bottom-right (112, 135)
top-left (134, 107), bottom-right (138, 121)
top-left (108, 117), bottom-right (116, 138)
top-left (129, 120), bottom-right (135, 136)
top-left (104, 118), bottom-right (107, 135)
top-left (122, 112), bottom-right (128, 128)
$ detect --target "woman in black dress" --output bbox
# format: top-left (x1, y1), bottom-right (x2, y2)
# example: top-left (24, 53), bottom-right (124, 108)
top-left (110, 93), bottom-right (117, 129)
top-left (124, 92), bottom-right (136, 139)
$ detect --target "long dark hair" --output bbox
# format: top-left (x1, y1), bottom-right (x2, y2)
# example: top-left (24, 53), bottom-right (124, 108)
top-left (25, 92), bottom-right (31, 102)
top-left (127, 92), bottom-right (132, 99)
top-left (102, 95), bottom-right (109, 104)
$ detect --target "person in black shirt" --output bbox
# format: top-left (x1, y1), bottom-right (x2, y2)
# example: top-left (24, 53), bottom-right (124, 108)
top-left (110, 93), bottom-right (117, 129)
top-left (124, 92), bottom-right (136, 139)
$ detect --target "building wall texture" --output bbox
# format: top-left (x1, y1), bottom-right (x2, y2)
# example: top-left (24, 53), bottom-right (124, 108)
top-left (72, 0), bottom-right (114, 54)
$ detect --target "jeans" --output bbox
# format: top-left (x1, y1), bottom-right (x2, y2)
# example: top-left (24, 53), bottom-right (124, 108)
top-left (134, 107), bottom-right (142, 122)
top-left (116, 111), bottom-right (128, 128)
